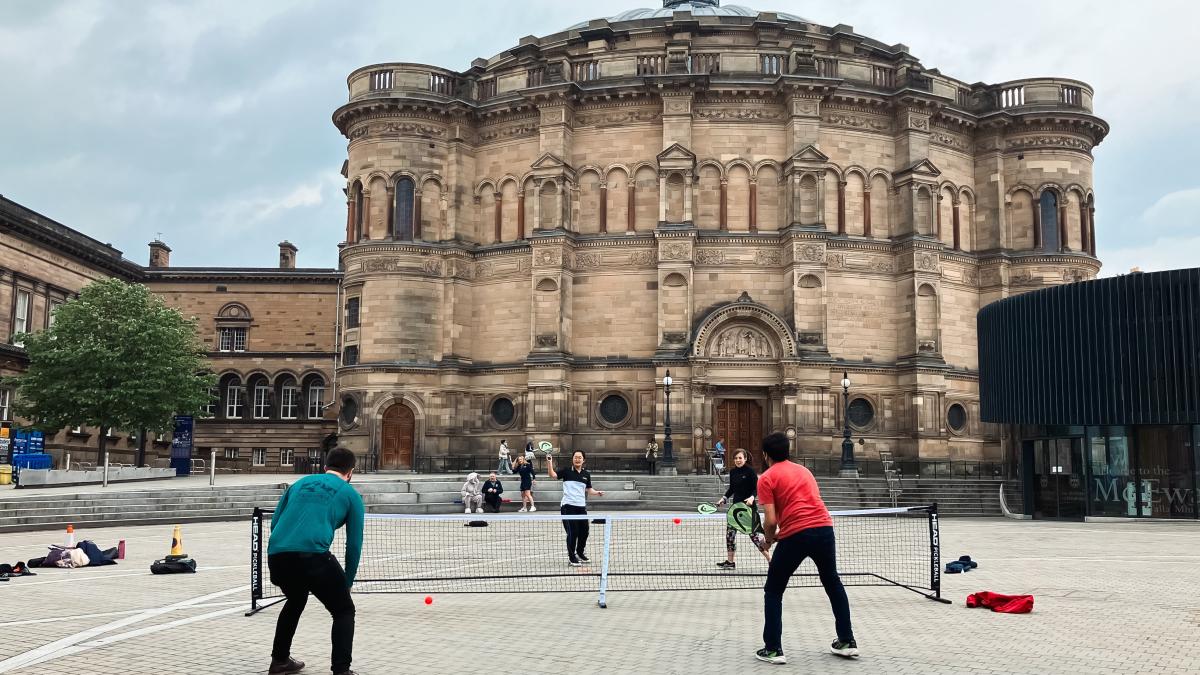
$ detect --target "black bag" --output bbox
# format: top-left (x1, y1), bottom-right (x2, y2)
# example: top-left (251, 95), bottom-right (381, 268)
top-left (150, 557), bottom-right (197, 574)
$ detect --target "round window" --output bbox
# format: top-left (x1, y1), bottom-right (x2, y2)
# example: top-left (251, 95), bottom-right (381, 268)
top-left (599, 394), bottom-right (630, 425)
top-left (847, 397), bottom-right (875, 430)
top-left (339, 396), bottom-right (358, 427)
top-left (491, 397), bottom-right (515, 427)
top-left (948, 403), bottom-right (967, 432)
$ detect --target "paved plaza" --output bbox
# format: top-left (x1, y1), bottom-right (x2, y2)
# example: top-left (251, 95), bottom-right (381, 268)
top-left (0, 516), bottom-right (1197, 674)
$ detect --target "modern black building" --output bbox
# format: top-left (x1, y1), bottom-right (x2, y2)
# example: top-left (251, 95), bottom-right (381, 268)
top-left (978, 268), bottom-right (1199, 520)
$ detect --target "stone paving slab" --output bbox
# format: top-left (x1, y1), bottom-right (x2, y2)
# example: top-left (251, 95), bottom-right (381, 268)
top-left (0, 518), bottom-right (1197, 674)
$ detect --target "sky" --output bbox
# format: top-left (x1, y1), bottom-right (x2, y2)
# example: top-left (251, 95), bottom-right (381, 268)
top-left (1, 0), bottom-right (1197, 274)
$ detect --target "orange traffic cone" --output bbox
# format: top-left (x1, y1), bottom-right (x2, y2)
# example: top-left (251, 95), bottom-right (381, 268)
top-left (168, 524), bottom-right (185, 559)
top-left (65, 524), bottom-right (75, 548)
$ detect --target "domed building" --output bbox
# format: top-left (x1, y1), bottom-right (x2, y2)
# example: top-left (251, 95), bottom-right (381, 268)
top-left (331, 0), bottom-right (1108, 473)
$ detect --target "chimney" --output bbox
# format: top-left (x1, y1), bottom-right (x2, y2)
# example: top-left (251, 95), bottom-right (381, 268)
top-left (279, 241), bottom-right (298, 269)
top-left (148, 240), bottom-right (171, 268)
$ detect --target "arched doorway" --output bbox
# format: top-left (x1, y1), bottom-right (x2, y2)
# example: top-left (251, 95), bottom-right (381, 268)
top-left (381, 403), bottom-right (415, 470)
top-left (715, 399), bottom-right (765, 472)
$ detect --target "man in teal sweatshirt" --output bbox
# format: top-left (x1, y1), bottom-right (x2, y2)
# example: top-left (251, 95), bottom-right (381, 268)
top-left (267, 447), bottom-right (364, 675)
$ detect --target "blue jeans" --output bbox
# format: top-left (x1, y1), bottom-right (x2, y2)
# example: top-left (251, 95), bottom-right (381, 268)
top-left (762, 526), bottom-right (853, 651)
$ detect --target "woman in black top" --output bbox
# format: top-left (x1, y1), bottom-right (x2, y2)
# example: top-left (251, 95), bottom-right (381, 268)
top-left (716, 448), bottom-right (769, 568)
top-left (514, 455), bottom-right (537, 512)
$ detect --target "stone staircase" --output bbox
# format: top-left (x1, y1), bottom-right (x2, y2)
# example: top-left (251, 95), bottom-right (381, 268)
top-left (0, 475), bottom-right (1002, 533)
top-left (0, 484), bottom-right (286, 534)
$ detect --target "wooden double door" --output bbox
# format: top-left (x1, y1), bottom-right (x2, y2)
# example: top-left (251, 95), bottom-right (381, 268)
top-left (715, 399), bottom-right (764, 471)
top-left (381, 403), bottom-right (415, 470)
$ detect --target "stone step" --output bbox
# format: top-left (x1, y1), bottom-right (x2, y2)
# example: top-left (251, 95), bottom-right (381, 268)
top-left (368, 500), bottom-right (645, 515)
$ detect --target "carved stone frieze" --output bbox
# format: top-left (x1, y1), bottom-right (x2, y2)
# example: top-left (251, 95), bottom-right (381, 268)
top-left (1062, 268), bottom-right (1089, 283)
top-left (797, 244), bottom-right (826, 263)
top-left (535, 334), bottom-right (558, 348)
top-left (362, 258), bottom-right (401, 273)
top-left (662, 331), bottom-right (688, 344)
top-left (755, 250), bottom-right (783, 266)
top-left (421, 259), bottom-right (442, 276)
top-left (1006, 136), bottom-right (1092, 152)
top-left (576, 109), bottom-right (661, 127)
top-left (574, 252), bottom-right (601, 269)
top-left (695, 249), bottom-right (725, 265)
top-left (822, 112), bottom-right (891, 133)
top-left (710, 325), bottom-right (775, 359)
top-left (629, 250), bottom-right (656, 267)
top-left (980, 268), bottom-right (1003, 286)
top-left (477, 122), bottom-right (539, 143)
top-left (535, 250), bottom-right (561, 266)
top-left (1011, 269), bottom-right (1040, 286)
top-left (931, 130), bottom-right (969, 151)
top-left (694, 108), bottom-right (783, 121)
top-left (915, 253), bottom-right (941, 273)
top-left (376, 122), bottom-right (445, 137)
top-left (827, 253), bottom-right (846, 269)
top-left (661, 243), bottom-right (692, 261)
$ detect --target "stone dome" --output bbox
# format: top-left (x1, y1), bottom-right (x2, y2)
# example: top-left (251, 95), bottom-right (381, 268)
top-left (567, 0), bottom-right (809, 31)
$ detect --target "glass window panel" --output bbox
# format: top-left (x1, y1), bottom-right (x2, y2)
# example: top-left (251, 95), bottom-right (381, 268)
top-left (253, 384), bottom-right (271, 419)
top-left (280, 386), bottom-right (299, 419)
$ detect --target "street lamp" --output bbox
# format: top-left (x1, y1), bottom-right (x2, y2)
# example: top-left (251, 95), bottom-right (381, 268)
top-left (661, 370), bottom-right (676, 475)
top-left (839, 371), bottom-right (859, 477)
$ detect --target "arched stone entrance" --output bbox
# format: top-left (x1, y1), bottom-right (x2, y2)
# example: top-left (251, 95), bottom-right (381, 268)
top-left (381, 403), bottom-right (415, 470)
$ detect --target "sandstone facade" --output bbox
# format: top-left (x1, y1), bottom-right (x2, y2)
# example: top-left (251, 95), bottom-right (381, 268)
top-left (332, 0), bottom-right (1109, 472)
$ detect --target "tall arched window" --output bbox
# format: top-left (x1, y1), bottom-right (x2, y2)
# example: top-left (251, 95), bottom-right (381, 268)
top-left (353, 183), bottom-right (364, 241)
top-left (1039, 191), bottom-right (1059, 252)
top-left (394, 177), bottom-right (415, 240)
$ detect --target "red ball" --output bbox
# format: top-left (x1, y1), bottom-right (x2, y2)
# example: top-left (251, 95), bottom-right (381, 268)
top-left (424, 596), bottom-right (433, 605)
top-left (673, 518), bottom-right (681, 525)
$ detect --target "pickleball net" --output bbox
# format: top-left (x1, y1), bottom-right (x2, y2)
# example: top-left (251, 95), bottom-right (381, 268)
top-left (248, 505), bottom-right (946, 613)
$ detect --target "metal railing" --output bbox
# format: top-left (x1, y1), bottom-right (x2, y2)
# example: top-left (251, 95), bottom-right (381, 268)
top-left (794, 456), bottom-right (1004, 480)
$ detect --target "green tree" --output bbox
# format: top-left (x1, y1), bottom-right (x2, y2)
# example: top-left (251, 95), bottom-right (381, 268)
top-left (4, 277), bottom-right (215, 469)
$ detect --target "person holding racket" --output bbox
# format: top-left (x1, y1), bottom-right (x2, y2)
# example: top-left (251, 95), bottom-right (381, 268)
top-left (755, 432), bottom-right (856, 665)
top-left (546, 449), bottom-right (605, 566)
top-left (716, 448), bottom-right (768, 568)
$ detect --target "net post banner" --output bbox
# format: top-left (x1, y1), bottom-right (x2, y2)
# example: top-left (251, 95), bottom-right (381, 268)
top-left (597, 518), bottom-right (613, 608)
top-left (928, 503), bottom-right (941, 600)
top-left (250, 508), bottom-right (263, 606)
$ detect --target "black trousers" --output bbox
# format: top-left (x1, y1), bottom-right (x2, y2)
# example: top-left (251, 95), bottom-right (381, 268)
top-left (762, 526), bottom-right (853, 651)
top-left (269, 552), bottom-right (355, 672)
top-left (560, 504), bottom-right (589, 557)
top-left (484, 492), bottom-right (502, 512)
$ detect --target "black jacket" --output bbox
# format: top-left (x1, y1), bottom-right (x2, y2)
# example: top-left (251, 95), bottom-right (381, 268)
top-left (483, 480), bottom-right (503, 496)
top-left (724, 465), bottom-right (758, 503)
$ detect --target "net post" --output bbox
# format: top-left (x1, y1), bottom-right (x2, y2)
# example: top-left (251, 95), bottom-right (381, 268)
top-left (597, 517), bottom-right (613, 608)
top-left (926, 502), bottom-right (951, 604)
top-left (247, 508), bottom-right (264, 616)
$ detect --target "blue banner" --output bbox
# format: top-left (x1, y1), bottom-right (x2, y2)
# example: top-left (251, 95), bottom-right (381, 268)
top-left (170, 415), bottom-right (194, 476)
top-left (27, 430), bottom-right (44, 454)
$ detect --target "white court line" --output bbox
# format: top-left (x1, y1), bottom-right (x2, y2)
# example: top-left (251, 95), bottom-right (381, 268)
top-left (0, 564), bottom-right (242, 588)
top-left (16, 605), bottom-right (247, 668)
top-left (0, 601), bottom-right (245, 628)
top-left (0, 585), bottom-right (246, 673)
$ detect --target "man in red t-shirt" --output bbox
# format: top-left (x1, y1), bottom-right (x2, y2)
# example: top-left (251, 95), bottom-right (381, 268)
top-left (754, 432), bottom-right (857, 665)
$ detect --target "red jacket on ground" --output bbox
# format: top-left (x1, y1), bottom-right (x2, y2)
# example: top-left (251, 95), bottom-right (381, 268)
top-left (966, 591), bottom-right (1034, 614)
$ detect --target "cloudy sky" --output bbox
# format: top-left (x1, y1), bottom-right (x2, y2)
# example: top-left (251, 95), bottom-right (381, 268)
top-left (1, 1), bottom-right (1197, 273)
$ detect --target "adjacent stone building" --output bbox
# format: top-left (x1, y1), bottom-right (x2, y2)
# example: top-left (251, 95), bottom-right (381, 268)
top-left (331, 0), bottom-right (1109, 472)
top-left (1, 195), bottom-right (340, 471)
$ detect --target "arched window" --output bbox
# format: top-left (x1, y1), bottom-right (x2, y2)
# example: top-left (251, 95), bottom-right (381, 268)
top-left (1039, 191), bottom-right (1059, 252)
top-left (303, 375), bottom-right (326, 420)
top-left (353, 183), bottom-right (364, 241)
top-left (394, 177), bottom-right (415, 239)
top-left (223, 377), bottom-right (245, 419)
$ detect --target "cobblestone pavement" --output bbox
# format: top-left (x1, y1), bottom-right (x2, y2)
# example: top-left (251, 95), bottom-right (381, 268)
top-left (1, 517), bottom-right (1197, 674)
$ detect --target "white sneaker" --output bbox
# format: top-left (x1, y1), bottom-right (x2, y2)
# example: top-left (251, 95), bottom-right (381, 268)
top-left (475, 508), bottom-right (484, 514)
top-left (518, 507), bottom-right (527, 513)
top-left (464, 508), bottom-right (472, 514)
top-left (530, 506), bottom-right (537, 512)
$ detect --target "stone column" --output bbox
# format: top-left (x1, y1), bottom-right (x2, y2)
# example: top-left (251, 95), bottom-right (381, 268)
top-left (1032, 198), bottom-right (1042, 249)
top-left (684, 178), bottom-right (693, 223)
top-left (1058, 202), bottom-right (1068, 251)
top-left (1088, 206), bottom-right (1097, 255)
top-left (659, 175), bottom-right (668, 224)
top-left (345, 196), bottom-right (354, 243)
top-left (935, 193), bottom-right (942, 240)
top-left (628, 183), bottom-right (636, 232)
top-left (1079, 202), bottom-right (1088, 253)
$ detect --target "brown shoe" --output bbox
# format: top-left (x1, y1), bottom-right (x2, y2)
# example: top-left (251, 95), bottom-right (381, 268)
top-left (269, 657), bottom-right (305, 673)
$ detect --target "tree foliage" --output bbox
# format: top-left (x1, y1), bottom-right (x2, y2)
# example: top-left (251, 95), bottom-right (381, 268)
top-left (4, 277), bottom-right (215, 435)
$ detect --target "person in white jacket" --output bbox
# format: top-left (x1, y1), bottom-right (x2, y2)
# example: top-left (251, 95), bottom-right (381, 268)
top-left (497, 440), bottom-right (512, 474)
top-left (461, 472), bottom-right (484, 514)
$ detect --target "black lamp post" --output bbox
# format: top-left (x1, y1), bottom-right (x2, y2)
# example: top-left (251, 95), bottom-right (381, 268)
top-left (661, 369), bottom-right (676, 475)
top-left (839, 371), bottom-right (859, 477)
